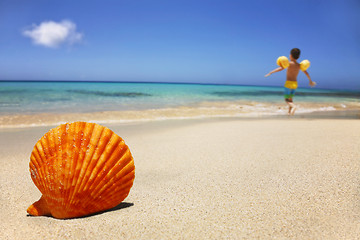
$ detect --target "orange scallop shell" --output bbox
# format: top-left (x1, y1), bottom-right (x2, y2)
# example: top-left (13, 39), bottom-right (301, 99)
top-left (27, 122), bottom-right (135, 219)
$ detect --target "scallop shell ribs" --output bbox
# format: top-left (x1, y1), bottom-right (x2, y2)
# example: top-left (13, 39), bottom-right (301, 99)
top-left (27, 122), bottom-right (135, 219)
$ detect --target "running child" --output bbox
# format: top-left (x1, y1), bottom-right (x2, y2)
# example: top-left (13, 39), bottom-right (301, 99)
top-left (265, 48), bottom-right (316, 115)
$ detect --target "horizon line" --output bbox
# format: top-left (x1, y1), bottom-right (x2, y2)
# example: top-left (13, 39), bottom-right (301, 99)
top-left (0, 79), bottom-right (359, 92)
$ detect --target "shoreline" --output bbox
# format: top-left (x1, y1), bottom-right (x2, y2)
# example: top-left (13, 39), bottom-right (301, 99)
top-left (1, 103), bottom-right (359, 129)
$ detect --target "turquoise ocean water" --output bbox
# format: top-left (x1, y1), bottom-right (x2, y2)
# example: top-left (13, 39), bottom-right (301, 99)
top-left (0, 81), bottom-right (359, 120)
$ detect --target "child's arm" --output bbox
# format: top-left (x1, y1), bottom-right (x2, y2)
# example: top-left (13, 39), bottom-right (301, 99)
top-left (303, 70), bottom-right (316, 87)
top-left (265, 67), bottom-right (284, 77)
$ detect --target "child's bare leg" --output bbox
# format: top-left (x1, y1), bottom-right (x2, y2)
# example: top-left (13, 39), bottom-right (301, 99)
top-left (287, 103), bottom-right (292, 115)
top-left (285, 98), bottom-right (296, 115)
top-left (285, 98), bottom-right (291, 114)
top-left (289, 102), bottom-right (296, 115)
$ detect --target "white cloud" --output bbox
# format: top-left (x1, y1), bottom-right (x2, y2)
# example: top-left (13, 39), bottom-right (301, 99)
top-left (23, 20), bottom-right (83, 48)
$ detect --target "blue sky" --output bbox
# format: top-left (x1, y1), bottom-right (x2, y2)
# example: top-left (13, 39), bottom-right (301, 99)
top-left (0, 0), bottom-right (359, 90)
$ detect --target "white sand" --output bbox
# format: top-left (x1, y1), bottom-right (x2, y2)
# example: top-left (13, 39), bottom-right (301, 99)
top-left (1, 118), bottom-right (359, 239)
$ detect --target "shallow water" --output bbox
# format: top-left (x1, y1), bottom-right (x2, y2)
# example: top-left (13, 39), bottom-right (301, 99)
top-left (1, 81), bottom-right (359, 113)
top-left (0, 81), bottom-right (359, 127)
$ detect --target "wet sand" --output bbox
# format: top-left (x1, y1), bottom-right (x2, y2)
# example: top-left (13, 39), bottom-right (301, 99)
top-left (1, 100), bottom-right (359, 129)
top-left (1, 118), bottom-right (359, 239)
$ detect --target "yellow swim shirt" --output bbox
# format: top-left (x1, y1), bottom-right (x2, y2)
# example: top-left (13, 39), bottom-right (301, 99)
top-left (284, 81), bottom-right (298, 90)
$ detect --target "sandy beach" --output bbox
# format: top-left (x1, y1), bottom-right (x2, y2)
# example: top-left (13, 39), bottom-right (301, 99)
top-left (1, 117), bottom-right (359, 239)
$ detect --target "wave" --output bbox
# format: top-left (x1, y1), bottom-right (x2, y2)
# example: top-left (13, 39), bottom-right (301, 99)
top-left (1, 101), bottom-right (358, 129)
top-left (210, 90), bottom-right (360, 98)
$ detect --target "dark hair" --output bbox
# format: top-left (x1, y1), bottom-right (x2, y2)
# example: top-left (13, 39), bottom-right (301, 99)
top-left (290, 48), bottom-right (301, 59)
